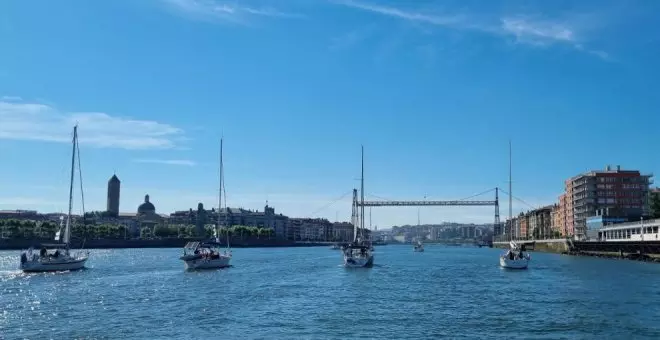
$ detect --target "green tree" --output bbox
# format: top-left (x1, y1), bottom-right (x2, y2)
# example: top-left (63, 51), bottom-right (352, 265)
top-left (650, 191), bottom-right (660, 219)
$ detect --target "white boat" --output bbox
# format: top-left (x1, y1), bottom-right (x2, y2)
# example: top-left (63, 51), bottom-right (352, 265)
top-left (20, 126), bottom-right (89, 272)
top-left (343, 242), bottom-right (374, 268)
top-left (181, 241), bottom-right (231, 270)
top-left (413, 241), bottom-right (424, 252)
top-left (330, 244), bottom-right (340, 250)
top-left (342, 146), bottom-right (374, 268)
top-left (499, 241), bottom-right (530, 269)
top-left (498, 140), bottom-right (529, 269)
top-left (181, 138), bottom-right (231, 270)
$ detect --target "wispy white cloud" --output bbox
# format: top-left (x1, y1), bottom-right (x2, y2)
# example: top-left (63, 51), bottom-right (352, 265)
top-left (500, 17), bottom-right (574, 46)
top-left (0, 96), bottom-right (22, 101)
top-left (332, 0), bottom-right (464, 27)
top-left (162, 0), bottom-right (303, 24)
top-left (332, 0), bottom-right (610, 60)
top-left (133, 159), bottom-right (197, 166)
top-left (0, 99), bottom-right (185, 150)
top-left (329, 25), bottom-right (378, 50)
top-left (500, 17), bottom-right (611, 60)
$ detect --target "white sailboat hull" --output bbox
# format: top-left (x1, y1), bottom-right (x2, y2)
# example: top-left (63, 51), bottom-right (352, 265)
top-left (499, 255), bottom-right (530, 269)
top-left (184, 255), bottom-right (231, 270)
top-left (343, 254), bottom-right (374, 268)
top-left (21, 256), bottom-right (88, 272)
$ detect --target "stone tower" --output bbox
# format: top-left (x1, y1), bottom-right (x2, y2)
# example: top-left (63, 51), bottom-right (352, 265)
top-left (107, 174), bottom-right (120, 217)
top-left (196, 202), bottom-right (207, 236)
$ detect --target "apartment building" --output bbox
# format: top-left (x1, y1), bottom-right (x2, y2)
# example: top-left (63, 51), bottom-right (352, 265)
top-left (563, 165), bottom-right (652, 239)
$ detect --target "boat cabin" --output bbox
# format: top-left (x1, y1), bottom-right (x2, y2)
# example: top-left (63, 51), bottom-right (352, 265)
top-left (182, 241), bottom-right (225, 259)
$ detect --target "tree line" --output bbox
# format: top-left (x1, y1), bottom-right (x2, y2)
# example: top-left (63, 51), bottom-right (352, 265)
top-left (651, 191), bottom-right (660, 219)
top-left (0, 219), bottom-right (275, 240)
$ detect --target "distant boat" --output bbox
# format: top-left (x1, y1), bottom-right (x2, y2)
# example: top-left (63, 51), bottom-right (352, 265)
top-left (413, 241), bottom-right (424, 252)
top-left (20, 126), bottom-right (89, 272)
top-left (181, 138), bottom-right (231, 270)
top-left (330, 244), bottom-right (340, 250)
top-left (500, 241), bottom-right (530, 269)
top-left (342, 146), bottom-right (374, 268)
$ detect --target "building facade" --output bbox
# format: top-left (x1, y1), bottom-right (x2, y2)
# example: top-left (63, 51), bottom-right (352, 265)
top-left (565, 165), bottom-right (652, 239)
top-left (519, 213), bottom-right (528, 239)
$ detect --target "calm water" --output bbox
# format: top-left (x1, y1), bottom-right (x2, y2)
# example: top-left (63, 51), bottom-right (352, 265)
top-left (1, 245), bottom-right (660, 339)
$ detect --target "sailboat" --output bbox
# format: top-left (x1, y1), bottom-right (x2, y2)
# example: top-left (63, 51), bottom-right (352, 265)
top-left (180, 138), bottom-right (232, 270)
top-left (413, 240), bottom-right (424, 252)
top-left (343, 146), bottom-right (374, 268)
top-left (413, 205), bottom-right (424, 252)
top-left (20, 126), bottom-right (89, 272)
top-left (500, 241), bottom-right (530, 269)
top-left (499, 140), bottom-right (530, 269)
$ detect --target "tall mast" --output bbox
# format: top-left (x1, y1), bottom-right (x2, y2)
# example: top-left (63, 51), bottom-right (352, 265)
top-left (64, 125), bottom-right (77, 246)
top-left (508, 140), bottom-right (512, 240)
top-left (360, 145), bottom-right (365, 241)
top-left (217, 138), bottom-right (222, 241)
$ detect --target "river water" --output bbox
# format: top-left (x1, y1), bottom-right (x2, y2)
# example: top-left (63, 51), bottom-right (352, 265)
top-left (1, 245), bottom-right (660, 339)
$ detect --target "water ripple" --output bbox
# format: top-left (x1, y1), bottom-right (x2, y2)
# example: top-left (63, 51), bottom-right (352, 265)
top-left (1, 246), bottom-right (660, 339)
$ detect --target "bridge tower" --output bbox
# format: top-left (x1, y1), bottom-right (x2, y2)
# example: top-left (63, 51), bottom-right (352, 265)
top-left (494, 187), bottom-right (501, 240)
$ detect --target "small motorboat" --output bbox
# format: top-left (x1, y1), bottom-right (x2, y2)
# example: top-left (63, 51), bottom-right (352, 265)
top-left (500, 241), bottom-right (530, 269)
top-left (413, 241), bottom-right (424, 252)
top-left (330, 244), bottom-right (340, 250)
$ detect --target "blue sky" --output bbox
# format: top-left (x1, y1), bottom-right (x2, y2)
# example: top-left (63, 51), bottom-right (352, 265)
top-left (1, 0), bottom-right (659, 227)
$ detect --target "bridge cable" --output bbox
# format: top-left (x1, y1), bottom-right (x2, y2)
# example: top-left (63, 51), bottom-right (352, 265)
top-left (367, 193), bottom-right (396, 202)
top-left (497, 189), bottom-right (538, 210)
top-left (452, 188), bottom-right (497, 202)
top-left (309, 190), bottom-right (353, 217)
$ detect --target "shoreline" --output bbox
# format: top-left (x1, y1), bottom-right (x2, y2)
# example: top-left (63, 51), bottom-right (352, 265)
top-left (494, 239), bottom-right (660, 263)
top-left (0, 238), bottom-right (334, 251)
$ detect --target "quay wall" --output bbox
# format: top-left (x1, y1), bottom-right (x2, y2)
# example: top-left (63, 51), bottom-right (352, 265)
top-left (494, 239), bottom-right (570, 253)
top-left (494, 239), bottom-right (660, 263)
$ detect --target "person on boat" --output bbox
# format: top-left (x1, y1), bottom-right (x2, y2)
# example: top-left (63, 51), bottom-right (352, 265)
top-left (53, 249), bottom-right (60, 258)
top-left (40, 247), bottom-right (47, 258)
top-left (508, 251), bottom-right (515, 260)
